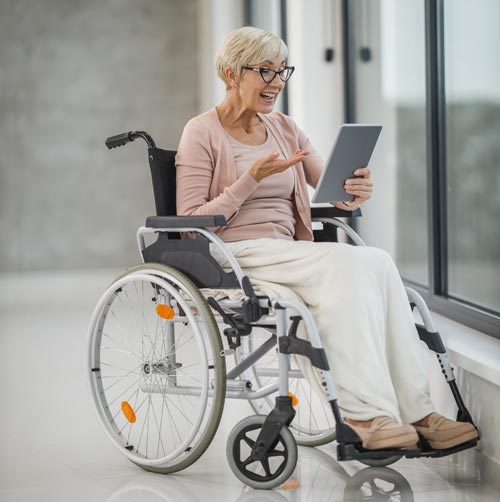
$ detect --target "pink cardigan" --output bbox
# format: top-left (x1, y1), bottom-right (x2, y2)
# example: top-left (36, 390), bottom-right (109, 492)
top-left (176, 108), bottom-right (325, 241)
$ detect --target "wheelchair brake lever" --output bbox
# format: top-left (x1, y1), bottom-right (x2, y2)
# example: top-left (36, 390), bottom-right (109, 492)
top-left (207, 297), bottom-right (252, 350)
top-left (207, 297), bottom-right (237, 327)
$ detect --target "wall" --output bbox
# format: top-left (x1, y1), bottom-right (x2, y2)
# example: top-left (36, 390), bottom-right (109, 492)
top-left (0, 0), bottom-right (199, 272)
top-left (197, 0), bottom-right (244, 112)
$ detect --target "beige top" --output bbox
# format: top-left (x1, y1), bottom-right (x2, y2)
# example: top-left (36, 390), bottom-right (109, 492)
top-left (176, 108), bottom-right (325, 241)
top-left (221, 129), bottom-right (295, 241)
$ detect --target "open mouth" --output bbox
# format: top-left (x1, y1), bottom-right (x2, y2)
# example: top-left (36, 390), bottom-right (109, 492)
top-left (260, 92), bottom-right (276, 102)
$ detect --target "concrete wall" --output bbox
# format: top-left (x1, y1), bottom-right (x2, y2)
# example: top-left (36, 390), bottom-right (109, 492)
top-left (0, 0), bottom-right (199, 272)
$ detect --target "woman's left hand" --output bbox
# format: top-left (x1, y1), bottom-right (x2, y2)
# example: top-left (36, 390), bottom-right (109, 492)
top-left (334, 167), bottom-right (373, 210)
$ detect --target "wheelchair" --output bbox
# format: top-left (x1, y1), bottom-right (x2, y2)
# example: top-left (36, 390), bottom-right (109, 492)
top-left (87, 130), bottom-right (479, 489)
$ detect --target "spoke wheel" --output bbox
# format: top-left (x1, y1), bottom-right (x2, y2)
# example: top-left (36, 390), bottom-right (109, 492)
top-left (226, 415), bottom-right (297, 490)
top-left (235, 329), bottom-right (336, 446)
top-left (87, 263), bottom-right (225, 473)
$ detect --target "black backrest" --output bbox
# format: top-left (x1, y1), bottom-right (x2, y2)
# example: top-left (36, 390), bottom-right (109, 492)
top-left (143, 146), bottom-right (240, 289)
top-left (148, 148), bottom-right (177, 216)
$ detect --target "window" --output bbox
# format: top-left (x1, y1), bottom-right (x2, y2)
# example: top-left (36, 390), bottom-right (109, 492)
top-left (244, 0), bottom-right (289, 114)
top-left (348, 0), bottom-right (429, 287)
top-left (345, 0), bottom-right (500, 337)
top-left (444, 0), bottom-right (500, 313)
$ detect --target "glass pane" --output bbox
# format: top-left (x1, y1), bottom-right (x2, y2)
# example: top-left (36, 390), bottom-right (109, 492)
top-left (353, 0), bottom-right (428, 286)
top-left (444, 0), bottom-right (500, 312)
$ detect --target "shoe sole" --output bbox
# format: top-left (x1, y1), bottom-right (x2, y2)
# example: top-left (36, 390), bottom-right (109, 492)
top-left (423, 429), bottom-right (479, 450)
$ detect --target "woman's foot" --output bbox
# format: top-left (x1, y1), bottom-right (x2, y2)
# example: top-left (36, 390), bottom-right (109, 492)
top-left (412, 412), bottom-right (479, 450)
top-left (344, 416), bottom-right (419, 450)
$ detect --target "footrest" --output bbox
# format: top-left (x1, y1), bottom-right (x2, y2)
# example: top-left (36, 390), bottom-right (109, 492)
top-left (337, 442), bottom-right (420, 462)
top-left (417, 438), bottom-right (479, 458)
top-left (337, 438), bottom-right (479, 462)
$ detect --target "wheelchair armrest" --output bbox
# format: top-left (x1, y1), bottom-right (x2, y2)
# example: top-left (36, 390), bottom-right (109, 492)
top-left (310, 206), bottom-right (362, 219)
top-left (310, 206), bottom-right (365, 246)
top-left (145, 215), bottom-right (226, 229)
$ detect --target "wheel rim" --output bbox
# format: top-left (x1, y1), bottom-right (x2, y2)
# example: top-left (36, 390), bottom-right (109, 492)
top-left (227, 415), bottom-right (297, 488)
top-left (232, 422), bottom-right (289, 482)
top-left (88, 271), bottom-right (219, 467)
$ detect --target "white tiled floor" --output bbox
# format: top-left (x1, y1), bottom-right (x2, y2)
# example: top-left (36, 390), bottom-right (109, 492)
top-left (1, 270), bottom-right (499, 501)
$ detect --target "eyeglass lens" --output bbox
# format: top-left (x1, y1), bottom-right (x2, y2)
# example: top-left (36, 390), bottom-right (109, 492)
top-left (261, 67), bottom-right (293, 83)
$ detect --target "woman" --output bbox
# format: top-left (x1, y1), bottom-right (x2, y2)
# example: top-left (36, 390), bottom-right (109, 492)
top-left (176, 27), bottom-right (478, 451)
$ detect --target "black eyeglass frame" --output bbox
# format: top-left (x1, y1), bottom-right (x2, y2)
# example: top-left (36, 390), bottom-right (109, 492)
top-left (241, 66), bottom-right (295, 83)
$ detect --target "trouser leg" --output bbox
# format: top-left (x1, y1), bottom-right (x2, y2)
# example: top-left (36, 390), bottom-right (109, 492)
top-left (217, 238), bottom-right (433, 422)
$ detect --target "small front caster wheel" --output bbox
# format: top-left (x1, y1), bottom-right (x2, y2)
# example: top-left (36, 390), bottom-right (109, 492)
top-left (226, 415), bottom-right (298, 490)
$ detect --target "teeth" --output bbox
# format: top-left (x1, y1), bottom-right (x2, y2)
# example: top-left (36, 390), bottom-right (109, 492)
top-left (261, 93), bottom-right (275, 99)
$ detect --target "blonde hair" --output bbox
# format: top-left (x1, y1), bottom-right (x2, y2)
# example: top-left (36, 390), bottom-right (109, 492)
top-left (214, 27), bottom-right (288, 89)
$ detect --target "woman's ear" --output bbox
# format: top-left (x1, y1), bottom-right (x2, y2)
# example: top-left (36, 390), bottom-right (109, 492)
top-left (225, 67), bottom-right (239, 89)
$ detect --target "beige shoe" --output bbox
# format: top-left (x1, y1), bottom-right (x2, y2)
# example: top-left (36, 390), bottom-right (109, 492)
top-left (413, 412), bottom-right (479, 450)
top-left (345, 416), bottom-right (419, 450)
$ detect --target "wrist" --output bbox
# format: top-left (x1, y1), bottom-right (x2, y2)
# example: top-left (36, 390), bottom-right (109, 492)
top-left (249, 167), bottom-right (261, 183)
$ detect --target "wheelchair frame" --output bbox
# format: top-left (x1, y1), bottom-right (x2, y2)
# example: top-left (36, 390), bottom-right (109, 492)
top-left (88, 130), bottom-right (479, 490)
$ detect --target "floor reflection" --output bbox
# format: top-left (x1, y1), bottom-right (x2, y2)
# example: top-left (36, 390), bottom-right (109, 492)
top-left (285, 447), bottom-right (414, 502)
top-left (105, 446), bottom-right (416, 502)
top-left (106, 474), bottom-right (201, 502)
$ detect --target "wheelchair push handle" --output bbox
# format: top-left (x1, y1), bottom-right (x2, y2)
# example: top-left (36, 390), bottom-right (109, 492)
top-left (105, 131), bottom-right (156, 150)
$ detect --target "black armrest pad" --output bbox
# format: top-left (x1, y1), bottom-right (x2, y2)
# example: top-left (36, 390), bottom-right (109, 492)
top-left (310, 206), bottom-right (362, 219)
top-left (145, 215), bottom-right (227, 228)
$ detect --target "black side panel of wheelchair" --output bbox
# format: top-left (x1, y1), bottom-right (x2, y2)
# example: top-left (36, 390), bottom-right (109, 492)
top-left (313, 222), bottom-right (339, 242)
top-left (148, 147), bottom-right (177, 217)
top-left (142, 233), bottom-right (240, 289)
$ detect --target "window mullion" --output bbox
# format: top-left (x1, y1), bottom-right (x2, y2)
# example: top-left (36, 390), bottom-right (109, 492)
top-left (425, 0), bottom-right (448, 297)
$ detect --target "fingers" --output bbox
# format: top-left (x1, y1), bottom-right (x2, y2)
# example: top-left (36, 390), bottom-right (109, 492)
top-left (263, 149), bottom-right (309, 170)
top-left (354, 167), bottom-right (371, 178)
top-left (344, 169), bottom-right (373, 200)
top-left (261, 151), bottom-right (281, 162)
top-left (251, 149), bottom-right (309, 182)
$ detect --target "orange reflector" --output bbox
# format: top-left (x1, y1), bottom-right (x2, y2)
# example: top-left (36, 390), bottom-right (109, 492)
top-left (288, 392), bottom-right (299, 407)
top-left (121, 401), bottom-right (137, 423)
top-left (282, 478), bottom-right (300, 491)
top-left (156, 304), bottom-right (175, 319)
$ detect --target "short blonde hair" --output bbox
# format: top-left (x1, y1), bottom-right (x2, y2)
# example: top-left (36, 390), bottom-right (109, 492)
top-left (215, 27), bottom-right (288, 89)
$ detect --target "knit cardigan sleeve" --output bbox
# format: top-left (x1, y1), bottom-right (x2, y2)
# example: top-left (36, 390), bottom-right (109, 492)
top-left (175, 116), bottom-right (258, 224)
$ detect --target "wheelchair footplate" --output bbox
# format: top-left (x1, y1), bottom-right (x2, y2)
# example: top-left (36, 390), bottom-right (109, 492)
top-left (413, 434), bottom-right (479, 458)
top-left (337, 421), bottom-right (479, 463)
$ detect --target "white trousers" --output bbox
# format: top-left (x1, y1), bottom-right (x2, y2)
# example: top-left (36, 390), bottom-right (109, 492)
top-left (214, 238), bottom-right (435, 424)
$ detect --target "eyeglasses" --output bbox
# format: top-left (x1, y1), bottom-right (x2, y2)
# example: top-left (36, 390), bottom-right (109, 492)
top-left (241, 66), bottom-right (295, 83)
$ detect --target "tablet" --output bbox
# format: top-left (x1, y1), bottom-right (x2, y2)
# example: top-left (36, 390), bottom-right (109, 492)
top-left (311, 124), bottom-right (382, 204)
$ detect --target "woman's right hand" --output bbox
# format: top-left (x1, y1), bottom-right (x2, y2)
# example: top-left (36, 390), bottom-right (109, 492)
top-left (249, 149), bottom-right (310, 182)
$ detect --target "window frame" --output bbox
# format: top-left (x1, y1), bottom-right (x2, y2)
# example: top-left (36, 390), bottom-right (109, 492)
top-left (421, 0), bottom-right (500, 338)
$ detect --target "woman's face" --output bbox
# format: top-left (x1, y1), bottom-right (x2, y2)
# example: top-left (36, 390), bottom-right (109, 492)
top-left (236, 57), bottom-right (286, 114)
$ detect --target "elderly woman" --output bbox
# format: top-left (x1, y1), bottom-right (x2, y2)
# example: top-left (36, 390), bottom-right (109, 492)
top-left (176, 27), bottom-right (478, 451)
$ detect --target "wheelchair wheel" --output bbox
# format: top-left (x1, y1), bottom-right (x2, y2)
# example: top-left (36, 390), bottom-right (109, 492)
top-left (235, 330), bottom-right (336, 447)
top-left (226, 415), bottom-right (297, 490)
top-left (87, 263), bottom-right (226, 474)
top-left (357, 455), bottom-right (403, 467)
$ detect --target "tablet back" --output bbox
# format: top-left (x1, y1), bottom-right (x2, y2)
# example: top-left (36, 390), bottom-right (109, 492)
top-left (311, 124), bottom-right (382, 203)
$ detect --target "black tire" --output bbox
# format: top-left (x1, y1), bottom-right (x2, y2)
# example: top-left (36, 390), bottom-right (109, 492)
top-left (226, 415), bottom-right (298, 490)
